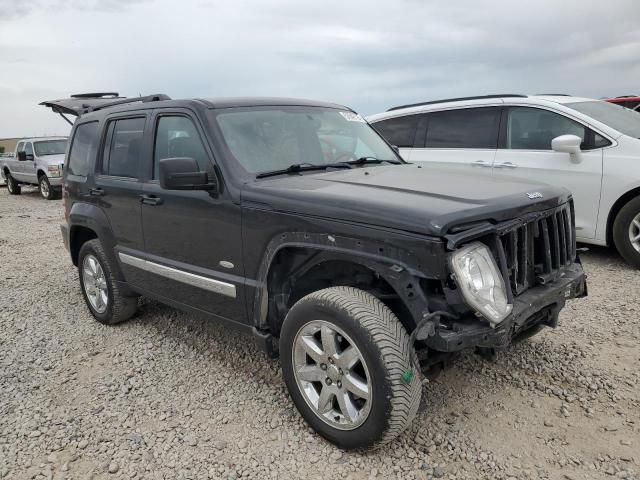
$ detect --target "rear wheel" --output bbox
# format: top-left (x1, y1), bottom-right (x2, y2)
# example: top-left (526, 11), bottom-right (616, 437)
top-left (78, 239), bottom-right (137, 324)
top-left (6, 173), bottom-right (21, 195)
top-left (613, 196), bottom-right (640, 269)
top-left (280, 286), bottom-right (421, 449)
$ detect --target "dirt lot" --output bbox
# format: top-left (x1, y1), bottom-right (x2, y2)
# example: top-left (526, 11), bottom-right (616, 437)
top-left (0, 187), bottom-right (638, 480)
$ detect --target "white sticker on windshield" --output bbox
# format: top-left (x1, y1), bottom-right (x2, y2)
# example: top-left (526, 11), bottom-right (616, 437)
top-left (339, 111), bottom-right (366, 122)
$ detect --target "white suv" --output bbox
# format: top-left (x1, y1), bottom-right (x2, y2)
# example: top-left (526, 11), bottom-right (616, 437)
top-left (368, 94), bottom-right (640, 268)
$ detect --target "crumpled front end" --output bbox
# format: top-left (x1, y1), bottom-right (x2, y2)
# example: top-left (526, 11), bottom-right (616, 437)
top-left (418, 200), bottom-right (587, 354)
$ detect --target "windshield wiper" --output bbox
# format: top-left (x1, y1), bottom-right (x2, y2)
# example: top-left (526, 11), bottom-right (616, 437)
top-left (348, 156), bottom-right (402, 165)
top-left (255, 157), bottom-right (401, 179)
top-left (255, 162), bottom-right (351, 179)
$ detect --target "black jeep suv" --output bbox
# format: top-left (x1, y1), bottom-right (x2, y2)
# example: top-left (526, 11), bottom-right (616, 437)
top-left (43, 93), bottom-right (586, 449)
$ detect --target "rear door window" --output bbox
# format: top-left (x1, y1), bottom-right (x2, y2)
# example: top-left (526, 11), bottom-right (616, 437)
top-left (102, 117), bottom-right (146, 178)
top-left (68, 122), bottom-right (100, 177)
top-left (373, 114), bottom-right (422, 147)
top-left (16, 142), bottom-right (24, 153)
top-left (425, 107), bottom-right (500, 148)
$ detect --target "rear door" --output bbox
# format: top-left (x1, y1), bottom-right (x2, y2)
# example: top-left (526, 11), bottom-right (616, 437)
top-left (137, 109), bottom-right (247, 323)
top-left (11, 142), bottom-right (25, 180)
top-left (493, 106), bottom-right (606, 240)
top-left (410, 106), bottom-right (500, 175)
top-left (94, 113), bottom-right (148, 260)
top-left (22, 142), bottom-right (38, 183)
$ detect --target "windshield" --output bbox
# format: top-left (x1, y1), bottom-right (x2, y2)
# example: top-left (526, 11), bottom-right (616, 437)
top-left (211, 107), bottom-right (399, 174)
top-left (34, 140), bottom-right (68, 156)
top-left (566, 101), bottom-right (640, 139)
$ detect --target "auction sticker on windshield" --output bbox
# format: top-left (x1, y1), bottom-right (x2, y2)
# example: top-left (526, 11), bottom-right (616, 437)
top-left (339, 111), bottom-right (366, 122)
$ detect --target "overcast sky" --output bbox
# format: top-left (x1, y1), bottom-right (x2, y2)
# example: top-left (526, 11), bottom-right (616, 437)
top-left (0, 0), bottom-right (639, 138)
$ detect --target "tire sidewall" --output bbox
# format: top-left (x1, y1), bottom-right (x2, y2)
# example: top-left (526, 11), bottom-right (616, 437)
top-left (280, 297), bottom-right (395, 449)
top-left (78, 241), bottom-right (115, 324)
top-left (7, 174), bottom-right (18, 194)
top-left (613, 197), bottom-right (640, 268)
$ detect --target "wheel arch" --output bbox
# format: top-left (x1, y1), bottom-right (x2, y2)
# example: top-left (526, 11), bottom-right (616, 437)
top-left (37, 169), bottom-right (47, 179)
top-left (606, 186), bottom-right (640, 246)
top-left (67, 202), bottom-right (126, 281)
top-left (253, 233), bottom-right (433, 339)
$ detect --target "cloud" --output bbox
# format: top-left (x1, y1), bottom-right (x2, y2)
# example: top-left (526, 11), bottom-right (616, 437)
top-left (0, 0), bottom-right (639, 137)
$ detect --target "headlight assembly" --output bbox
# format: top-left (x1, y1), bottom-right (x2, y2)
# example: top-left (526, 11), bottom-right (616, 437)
top-left (47, 165), bottom-right (61, 177)
top-left (449, 242), bottom-right (512, 327)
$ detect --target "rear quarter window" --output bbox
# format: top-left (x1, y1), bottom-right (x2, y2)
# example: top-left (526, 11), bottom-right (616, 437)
top-left (68, 122), bottom-right (100, 177)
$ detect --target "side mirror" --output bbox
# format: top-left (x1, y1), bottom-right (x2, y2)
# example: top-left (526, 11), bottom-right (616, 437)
top-left (551, 134), bottom-right (582, 158)
top-left (159, 157), bottom-right (217, 192)
top-left (17, 151), bottom-right (26, 161)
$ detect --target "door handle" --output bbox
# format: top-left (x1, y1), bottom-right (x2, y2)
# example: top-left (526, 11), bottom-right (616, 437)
top-left (471, 160), bottom-right (491, 167)
top-left (89, 188), bottom-right (105, 196)
top-left (140, 194), bottom-right (163, 206)
top-left (495, 162), bottom-right (517, 169)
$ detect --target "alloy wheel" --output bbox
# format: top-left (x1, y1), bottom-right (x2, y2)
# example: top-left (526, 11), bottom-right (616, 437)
top-left (292, 320), bottom-right (371, 430)
top-left (82, 254), bottom-right (109, 314)
top-left (629, 213), bottom-right (640, 253)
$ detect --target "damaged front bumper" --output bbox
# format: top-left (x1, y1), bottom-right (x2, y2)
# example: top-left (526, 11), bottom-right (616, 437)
top-left (421, 263), bottom-right (586, 352)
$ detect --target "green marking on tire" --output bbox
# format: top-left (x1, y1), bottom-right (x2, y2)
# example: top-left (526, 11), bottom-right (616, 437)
top-left (401, 369), bottom-right (414, 385)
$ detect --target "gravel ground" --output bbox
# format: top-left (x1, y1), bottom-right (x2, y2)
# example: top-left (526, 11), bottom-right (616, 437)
top-left (0, 187), bottom-right (638, 480)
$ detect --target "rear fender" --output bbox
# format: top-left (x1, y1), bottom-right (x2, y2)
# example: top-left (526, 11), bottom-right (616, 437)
top-left (68, 201), bottom-right (124, 281)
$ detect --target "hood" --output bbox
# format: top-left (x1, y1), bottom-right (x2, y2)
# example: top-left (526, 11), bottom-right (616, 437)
top-left (241, 164), bottom-right (571, 237)
top-left (39, 154), bottom-right (65, 165)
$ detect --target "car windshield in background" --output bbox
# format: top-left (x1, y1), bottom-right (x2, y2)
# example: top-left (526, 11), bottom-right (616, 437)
top-left (212, 107), bottom-right (398, 174)
top-left (566, 101), bottom-right (640, 139)
top-left (34, 140), bottom-right (67, 156)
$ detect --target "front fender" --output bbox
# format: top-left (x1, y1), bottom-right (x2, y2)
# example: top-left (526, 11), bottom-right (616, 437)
top-left (252, 231), bottom-right (448, 331)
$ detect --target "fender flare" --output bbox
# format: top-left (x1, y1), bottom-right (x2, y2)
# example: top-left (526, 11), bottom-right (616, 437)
top-left (68, 201), bottom-right (125, 281)
top-left (252, 231), bottom-right (436, 332)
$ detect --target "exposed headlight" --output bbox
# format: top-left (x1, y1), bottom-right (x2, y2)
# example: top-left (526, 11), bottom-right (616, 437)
top-left (47, 165), bottom-right (61, 177)
top-left (449, 242), bottom-right (512, 327)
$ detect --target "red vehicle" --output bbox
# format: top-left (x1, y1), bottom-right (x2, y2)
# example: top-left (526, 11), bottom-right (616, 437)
top-left (606, 95), bottom-right (640, 109)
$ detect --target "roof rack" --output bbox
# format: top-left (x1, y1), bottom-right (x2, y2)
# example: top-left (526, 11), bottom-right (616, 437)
top-left (615, 95), bottom-right (639, 98)
top-left (387, 94), bottom-right (527, 112)
top-left (71, 92), bottom-right (121, 99)
top-left (40, 93), bottom-right (172, 125)
top-left (80, 94), bottom-right (171, 114)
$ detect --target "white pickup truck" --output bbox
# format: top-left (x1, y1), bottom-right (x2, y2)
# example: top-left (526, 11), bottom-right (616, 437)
top-left (0, 137), bottom-right (68, 200)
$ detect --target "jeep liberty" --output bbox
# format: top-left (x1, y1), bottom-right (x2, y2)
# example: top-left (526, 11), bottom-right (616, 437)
top-left (42, 93), bottom-right (587, 449)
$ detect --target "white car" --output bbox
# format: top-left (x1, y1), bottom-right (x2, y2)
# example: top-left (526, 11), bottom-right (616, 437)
top-left (368, 95), bottom-right (640, 268)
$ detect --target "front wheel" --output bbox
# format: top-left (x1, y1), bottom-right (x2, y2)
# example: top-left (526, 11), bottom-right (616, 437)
top-left (39, 175), bottom-right (59, 200)
top-left (613, 196), bottom-right (640, 269)
top-left (6, 173), bottom-right (21, 195)
top-left (280, 286), bottom-right (422, 449)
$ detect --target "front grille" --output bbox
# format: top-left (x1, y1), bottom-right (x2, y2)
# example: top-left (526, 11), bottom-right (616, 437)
top-left (497, 203), bottom-right (575, 296)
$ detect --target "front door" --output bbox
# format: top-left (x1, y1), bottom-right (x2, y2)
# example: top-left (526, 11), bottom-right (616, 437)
top-left (493, 106), bottom-right (605, 241)
top-left (139, 110), bottom-right (246, 323)
top-left (410, 106), bottom-right (501, 176)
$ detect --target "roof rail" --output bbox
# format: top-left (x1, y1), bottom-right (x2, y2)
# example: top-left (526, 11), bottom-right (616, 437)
top-left (81, 94), bottom-right (171, 114)
top-left (615, 95), bottom-right (639, 98)
top-left (387, 94), bottom-right (527, 112)
top-left (535, 93), bottom-right (572, 96)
